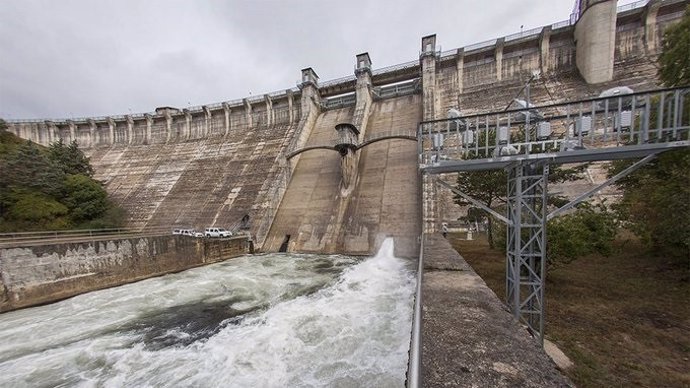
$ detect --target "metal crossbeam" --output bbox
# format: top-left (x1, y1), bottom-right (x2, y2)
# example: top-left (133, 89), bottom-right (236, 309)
top-left (547, 153), bottom-right (658, 220)
top-left (435, 178), bottom-right (512, 225)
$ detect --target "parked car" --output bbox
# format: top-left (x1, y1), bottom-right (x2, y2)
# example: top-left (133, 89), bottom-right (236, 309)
top-left (205, 227), bottom-right (232, 238)
top-left (181, 229), bottom-right (200, 237)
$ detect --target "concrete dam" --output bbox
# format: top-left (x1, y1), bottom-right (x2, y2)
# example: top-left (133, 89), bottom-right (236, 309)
top-left (3, 0), bottom-right (689, 386)
top-left (8, 0), bottom-right (685, 258)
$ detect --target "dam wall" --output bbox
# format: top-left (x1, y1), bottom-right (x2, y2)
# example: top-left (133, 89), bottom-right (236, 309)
top-left (265, 93), bottom-right (422, 257)
top-left (0, 235), bottom-right (250, 312)
top-left (5, 0), bottom-right (687, 249)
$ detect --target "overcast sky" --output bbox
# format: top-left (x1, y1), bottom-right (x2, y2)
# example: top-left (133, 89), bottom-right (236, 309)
top-left (0, 0), bottom-right (640, 120)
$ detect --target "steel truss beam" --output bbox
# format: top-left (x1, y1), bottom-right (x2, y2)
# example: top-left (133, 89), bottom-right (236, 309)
top-left (505, 161), bottom-right (549, 344)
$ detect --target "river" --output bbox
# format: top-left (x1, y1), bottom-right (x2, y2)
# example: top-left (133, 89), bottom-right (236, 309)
top-left (0, 238), bottom-right (416, 387)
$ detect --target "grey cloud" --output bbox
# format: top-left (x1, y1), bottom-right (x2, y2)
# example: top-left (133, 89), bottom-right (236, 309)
top-left (0, 0), bottom-right (638, 120)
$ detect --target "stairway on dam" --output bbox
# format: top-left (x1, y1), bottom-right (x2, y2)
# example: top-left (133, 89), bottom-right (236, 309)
top-left (265, 94), bottom-right (422, 258)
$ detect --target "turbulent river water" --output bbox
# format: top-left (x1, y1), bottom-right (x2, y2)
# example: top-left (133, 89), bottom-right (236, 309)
top-left (0, 239), bottom-right (416, 387)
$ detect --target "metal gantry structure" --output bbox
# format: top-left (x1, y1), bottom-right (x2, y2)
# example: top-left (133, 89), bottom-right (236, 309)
top-left (418, 86), bottom-right (690, 343)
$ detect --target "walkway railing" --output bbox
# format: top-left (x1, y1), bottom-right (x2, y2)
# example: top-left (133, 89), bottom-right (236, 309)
top-left (0, 226), bottom-right (172, 248)
top-left (419, 87), bottom-right (690, 170)
top-left (406, 235), bottom-right (424, 388)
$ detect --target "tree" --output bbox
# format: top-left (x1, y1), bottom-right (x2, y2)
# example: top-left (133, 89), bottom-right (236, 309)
top-left (1, 141), bottom-right (65, 198)
top-left (0, 129), bottom-right (124, 231)
top-left (454, 169), bottom-right (506, 248)
top-left (609, 7), bottom-right (690, 262)
top-left (63, 174), bottom-right (109, 223)
top-left (48, 138), bottom-right (94, 177)
top-left (658, 5), bottom-right (690, 87)
top-left (454, 163), bottom-right (589, 248)
top-left (610, 150), bottom-right (690, 260)
top-left (7, 191), bottom-right (69, 224)
top-left (547, 203), bottom-right (617, 266)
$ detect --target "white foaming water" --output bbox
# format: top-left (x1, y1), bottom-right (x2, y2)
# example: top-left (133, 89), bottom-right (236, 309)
top-left (0, 238), bottom-right (415, 387)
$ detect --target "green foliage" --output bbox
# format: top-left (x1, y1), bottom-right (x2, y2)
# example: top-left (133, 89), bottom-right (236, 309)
top-left (547, 204), bottom-right (618, 266)
top-left (0, 129), bottom-right (125, 232)
top-left (8, 190), bottom-right (69, 222)
top-left (486, 203), bottom-right (617, 268)
top-left (454, 162), bottom-right (589, 249)
top-left (0, 141), bottom-right (66, 198)
top-left (63, 174), bottom-right (108, 223)
top-left (606, 9), bottom-right (690, 262)
top-left (609, 149), bottom-right (690, 259)
top-left (658, 6), bottom-right (690, 87)
top-left (78, 205), bottom-right (127, 230)
top-left (454, 169), bottom-right (506, 248)
top-left (48, 138), bottom-right (94, 177)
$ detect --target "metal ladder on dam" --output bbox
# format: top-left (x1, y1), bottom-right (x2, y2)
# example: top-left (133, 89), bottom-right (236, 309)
top-left (417, 86), bottom-right (690, 343)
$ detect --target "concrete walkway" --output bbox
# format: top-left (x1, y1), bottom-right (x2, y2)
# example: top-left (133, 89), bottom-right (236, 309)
top-left (421, 234), bottom-right (572, 387)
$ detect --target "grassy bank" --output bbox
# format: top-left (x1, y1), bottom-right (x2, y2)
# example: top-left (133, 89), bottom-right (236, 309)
top-left (449, 232), bottom-right (690, 387)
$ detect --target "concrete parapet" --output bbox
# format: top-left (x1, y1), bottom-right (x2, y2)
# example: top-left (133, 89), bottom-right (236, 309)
top-left (0, 235), bottom-right (250, 313)
top-left (421, 234), bottom-right (571, 387)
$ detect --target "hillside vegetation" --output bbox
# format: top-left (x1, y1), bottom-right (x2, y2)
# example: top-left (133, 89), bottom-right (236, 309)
top-left (0, 121), bottom-right (124, 232)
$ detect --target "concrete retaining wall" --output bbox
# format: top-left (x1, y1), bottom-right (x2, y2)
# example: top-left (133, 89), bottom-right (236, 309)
top-left (421, 234), bottom-right (571, 386)
top-left (0, 235), bottom-right (250, 313)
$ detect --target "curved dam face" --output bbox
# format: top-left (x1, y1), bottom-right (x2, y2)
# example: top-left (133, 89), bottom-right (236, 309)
top-left (83, 106), bottom-right (300, 246)
top-left (265, 94), bottom-right (422, 258)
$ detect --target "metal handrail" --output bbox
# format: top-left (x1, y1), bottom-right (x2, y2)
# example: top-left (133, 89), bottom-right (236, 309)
top-left (406, 235), bottom-right (424, 388)
top-left (319, 75), bottom-right (357, 89)
top-left (504, 26), bottom-right (543, 42)
top-left (418, 87), bottom-right (690, 167)
top-left (464, 38), bottom-right (497, 52)
top-left (371, 60), bottom-right (419, 76)
top-left (551, 19), bottom-right (572, 30)
top-left (617, 0), bottom-right (649, 13)
top-left (0, 226), bottom-right (172, 244)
